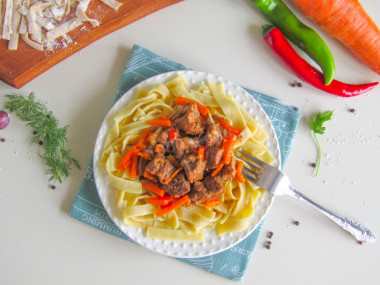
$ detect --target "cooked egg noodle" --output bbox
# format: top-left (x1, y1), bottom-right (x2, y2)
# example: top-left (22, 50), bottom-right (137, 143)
top-left (100, 75), bottom-right (273, 241)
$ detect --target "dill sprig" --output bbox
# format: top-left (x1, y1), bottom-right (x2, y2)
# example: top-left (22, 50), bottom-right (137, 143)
top-left (3, 92), bottom-right (80, 183)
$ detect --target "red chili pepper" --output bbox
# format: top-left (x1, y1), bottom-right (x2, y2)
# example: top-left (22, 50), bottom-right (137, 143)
top-left (262, 25), bottom-right (378, 97)
top-left (168, 130), bottom-right (178, 140)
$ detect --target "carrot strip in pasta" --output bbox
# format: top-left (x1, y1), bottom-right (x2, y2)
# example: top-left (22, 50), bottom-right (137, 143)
top-left (148, 119), bottom-right (172, 127)
top-left (235, 160), bottom-right (246, 183)
top-left (156, 195), bottom-right (191, 216)
top-left (141, 181), bottom-right (165, 197)
top-left (174, 97), bottom-right (209, 116)
top-left (137, 152), bottom-right (152, 160)
top-left (163, 167), bottom-right (183, 185)
top-left (161, 114), bottom-right (170, 120)
top-left (147, 196), bottom-right (173, 206)
top-left (211, 162), bottom-right (224, 177)
top-left (217, 117), bottom-right (242, 135)
top-left (143, 171), bottom-right (156, 181)
top-left (222, 135), bottom-right (237, 165)
top-left (117, 145), bottom-right (139, 169)
top-left (154, 144), bottom-right (165, 154)
top-left (204, 197), bottom-right (220, 207)
top-left (136, 129), bottom-right (152, 149)
top-left (197, 146), bottom-right (206, 161)
top-left (129, 153), bottom-right (139, 178)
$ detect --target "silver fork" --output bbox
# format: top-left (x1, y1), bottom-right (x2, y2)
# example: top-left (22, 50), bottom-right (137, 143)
top-left (239, 151), bottom-right (376, 243)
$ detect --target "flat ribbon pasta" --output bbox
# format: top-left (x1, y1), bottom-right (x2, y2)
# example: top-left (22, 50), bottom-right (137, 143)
top-left (100, 75), bottom-right (274, 241)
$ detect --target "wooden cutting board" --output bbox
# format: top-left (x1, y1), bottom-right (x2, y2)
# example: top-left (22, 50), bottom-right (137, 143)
top-left (0, 0), bottom-right (183, 88)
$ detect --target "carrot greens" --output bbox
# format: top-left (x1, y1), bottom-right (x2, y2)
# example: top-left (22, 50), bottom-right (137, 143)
top-left (311, 110), bottom-right (333, 176)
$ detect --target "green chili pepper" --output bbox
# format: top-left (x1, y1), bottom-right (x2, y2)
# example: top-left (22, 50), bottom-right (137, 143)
top-left (253, 0), bottom-right (335, 86)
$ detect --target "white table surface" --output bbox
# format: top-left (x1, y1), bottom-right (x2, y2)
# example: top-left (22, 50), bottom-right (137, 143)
top-left (1, 0), bottom-right (379, 284)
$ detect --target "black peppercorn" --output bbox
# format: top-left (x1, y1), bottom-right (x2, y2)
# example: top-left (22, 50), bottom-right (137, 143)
top-left (39, 141), bottom-right (43, 145)
top-left (267, 231), bottom-right (274, 238)
top-left (294, 220), bottom-right (300, 226)
top-left (297, 82), bottom-right (302, 87)
top-left (349, 108), bottom-right (356, 113)
top-left (51, 185), bottom-right (56, 190)
top-left (0, 138), bottom-right (5, 142)
top-left (310, 162), bottom-right (316, 168)
top-left (265, 244), bottom-right (271, 249)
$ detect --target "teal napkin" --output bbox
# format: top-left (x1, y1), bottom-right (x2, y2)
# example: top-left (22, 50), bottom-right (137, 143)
top-left (70, 45), bottom-right (301, 281)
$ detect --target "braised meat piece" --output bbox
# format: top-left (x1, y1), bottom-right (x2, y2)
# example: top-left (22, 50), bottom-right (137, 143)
top-left (161, 173), bottom-right (191, 198)
top-left (137, 157), bottom-right (147, 177)
top-left (188, 181), bottom-right (208, 204)
top-left (181, 154), bottom-right (206, 183)
top-left (206, 147), bottom-right (224, 170)
top-left (188, 175), bottom-right (225, 204)
top-left (201, 123), bottom-right (223, 147)
top-left (155, 128), bottom-right (177, 145)
top-left (203, 175), bottom-right (224, 195)
top-left (172, 103), bottom-right (204, 135)
top-left (145, 154), bottom-right (175, 184)
top-left (173, 137), bottom-right (200, 160)
top-left (220, 157), bottom-right (236, 180)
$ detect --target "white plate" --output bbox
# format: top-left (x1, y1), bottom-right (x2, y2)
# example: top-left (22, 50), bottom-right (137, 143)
top-left (93, 70), bottom-right (281, 258)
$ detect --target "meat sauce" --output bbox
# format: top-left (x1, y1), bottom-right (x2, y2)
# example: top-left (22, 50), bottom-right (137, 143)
top-left (140, 103), bottom-right (236, 205)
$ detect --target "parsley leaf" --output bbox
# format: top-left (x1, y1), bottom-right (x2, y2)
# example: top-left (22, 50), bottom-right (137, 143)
top-left (311, 110), bottom-right (333, 176)
top-left (311, 110), bottom-right (333, 135)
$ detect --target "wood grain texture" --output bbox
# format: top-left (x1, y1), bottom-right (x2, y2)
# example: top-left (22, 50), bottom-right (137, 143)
top-left (0, 0), bottom-right (183, 88)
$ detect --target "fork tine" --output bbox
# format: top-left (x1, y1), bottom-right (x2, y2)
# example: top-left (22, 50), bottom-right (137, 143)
top-left (243, 161), bottom-right (262, 176)
top-left (239, 151), bottom-right (266, 168)
top-left (242, 169), bottom-right (258, 184)
top-left (243, 166), bottom-right (260, 177)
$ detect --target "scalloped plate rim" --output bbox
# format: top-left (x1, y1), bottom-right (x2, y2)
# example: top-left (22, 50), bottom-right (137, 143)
top-left (93, 70), bottom-right (281, 258)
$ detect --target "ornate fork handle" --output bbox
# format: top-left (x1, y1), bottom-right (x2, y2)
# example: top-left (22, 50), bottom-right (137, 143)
top-left (288, 185), bottom-right (376, 243)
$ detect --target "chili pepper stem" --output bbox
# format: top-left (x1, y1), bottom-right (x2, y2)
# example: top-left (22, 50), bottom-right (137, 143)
top-left (312, 131), bottom-right (322, 176)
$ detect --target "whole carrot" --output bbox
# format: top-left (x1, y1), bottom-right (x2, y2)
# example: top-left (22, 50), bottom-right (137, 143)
top-left (290, 0), bottom-right (380, 74)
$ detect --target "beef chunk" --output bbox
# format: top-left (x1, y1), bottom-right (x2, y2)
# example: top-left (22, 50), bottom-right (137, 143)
top-left (161, 173), bottom-right (190, 198)
top-left (145, 154), bottom-right (175, 184)
top-left (220, 156), bottom-right (236, 180)
top-left (188, 181), bottom-right (208, 204)
top-left (203, 175), bottom-right (224, 193)
top-left (173, 137), bottom-right (200, 160)
top-left (181, 154), bottom-right (206, 183)
top-left (188, 176), bottom-right (224, 204)
top-left (206, 147), bottom-right (224, 170)
top-left (172, 103), bottom-right (204, 135)
top-left (137, 157), bottom-right (147, 177)
top-left (203, 175), bottom-right (225, 195)
top-left (201, 123), bottom-right (223, 147)
top-left (155, 128), bottom-right (177, 145)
